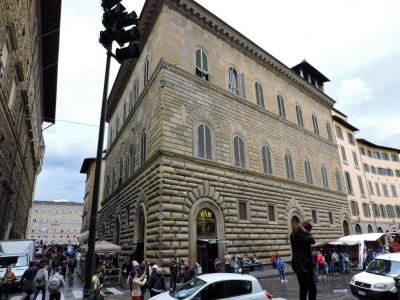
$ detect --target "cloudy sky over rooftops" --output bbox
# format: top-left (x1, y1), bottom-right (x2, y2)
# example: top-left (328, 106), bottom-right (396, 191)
top-left (35, 0), bottom-right (400, 202)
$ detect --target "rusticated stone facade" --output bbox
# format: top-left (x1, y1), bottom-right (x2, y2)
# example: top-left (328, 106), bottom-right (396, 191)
top-left (0, 0), bottom-right (61, 239)
top-left (99, 0), bottom-right (349, 267)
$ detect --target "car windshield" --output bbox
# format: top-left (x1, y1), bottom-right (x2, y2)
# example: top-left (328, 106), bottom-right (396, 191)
top-left (0, 255), bottom-right (28, 268)
top-left (367, 259), bottom-right (400, 277)
top-left (169, 277), bottom-right (206, 299)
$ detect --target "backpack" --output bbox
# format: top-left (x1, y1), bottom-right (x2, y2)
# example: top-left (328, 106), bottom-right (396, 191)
top-left (35, 269), bottom-right (46, 286)
top-left (48, 276), bottom-right (60, 294)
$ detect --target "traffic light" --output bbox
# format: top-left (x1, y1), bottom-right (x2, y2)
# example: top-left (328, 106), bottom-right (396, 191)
top-left (99, 0), bottom-right (140, 61)
top-left (115, 42), bottom-right (140, 62)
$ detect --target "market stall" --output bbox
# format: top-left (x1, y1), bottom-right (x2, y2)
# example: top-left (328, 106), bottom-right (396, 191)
top-left (329, 233), bottom-right (385, 270)
top-left (78, 241), bottom-right (122, 286)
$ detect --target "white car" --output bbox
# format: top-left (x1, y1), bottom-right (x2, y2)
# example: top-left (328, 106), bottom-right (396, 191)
top-left (150, 273), bottom-right (272, 300)
top-left (350, 253), bottom-right (400, 299)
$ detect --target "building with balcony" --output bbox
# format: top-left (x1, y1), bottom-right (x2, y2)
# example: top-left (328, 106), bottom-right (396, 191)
top-left (0, 0), bottom-right (61, 239)
top-left (26, 200), bottom-right (83, 244)
top-left (98, 0), bottom-right (349, 268)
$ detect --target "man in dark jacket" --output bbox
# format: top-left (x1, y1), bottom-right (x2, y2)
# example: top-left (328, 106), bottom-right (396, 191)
top-left (290, 221), bottom-right (316, 300)
top-left (20, 262), bottom-right (38, 299)
top-left (169, 257), bottom-right (179, 290)
top-left (183, 261), bottom-right (195, 282)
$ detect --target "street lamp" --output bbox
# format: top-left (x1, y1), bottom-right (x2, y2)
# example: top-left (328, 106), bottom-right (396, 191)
top-left (82, 1), bottom-right (140, 298)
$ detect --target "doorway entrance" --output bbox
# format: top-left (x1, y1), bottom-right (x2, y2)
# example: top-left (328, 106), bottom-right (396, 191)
top-left (196, 207), bottom-right (218, 273)
top-left (136, 209), bottom-right (145, 262)
top-left (343, 220), bottom-right (350, 236)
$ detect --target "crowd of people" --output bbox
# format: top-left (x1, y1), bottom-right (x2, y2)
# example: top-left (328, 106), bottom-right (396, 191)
top-left (0, 244), bottom-right (77, 300)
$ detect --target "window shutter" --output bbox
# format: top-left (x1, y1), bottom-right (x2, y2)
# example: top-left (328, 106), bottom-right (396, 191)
top-left (198, 125), bottom-right (205, 158)
top-left (196, 49), bottom-right (201, 69)
top-left (240, 73), bottom-right (246, 98)
top-left (205, 125), bottom-right (212, 159)
top-left (239, 137), bottom-right (245, 167)
top-left (202, 51), bottom-right (208, 72)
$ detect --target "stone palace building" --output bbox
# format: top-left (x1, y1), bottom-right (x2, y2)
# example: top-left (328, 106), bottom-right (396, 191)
top-left (26, 200), bottom-right (83, 244)
top-left (0, 0), bottom-right (61, 239)
top-left (99, 0), bottom-right (350, 269)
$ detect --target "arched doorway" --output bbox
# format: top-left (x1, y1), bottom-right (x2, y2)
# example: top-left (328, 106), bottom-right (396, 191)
top-left (377, 227), bottom-right (383, 233)
top-left (343, 220), bottom-right (350, 236)
top-left (196, 207), bottom-right (218, 273)
top-left (367, 224), bottom-right (373, 233)
top-left (113, 216), bottom-right (120, 245)
top-left (355, 224), bottom-right (362, 234)
top-left (189, 199), bottom-right (225, 273)
top-left (135, 208), bottom-right (145, 263)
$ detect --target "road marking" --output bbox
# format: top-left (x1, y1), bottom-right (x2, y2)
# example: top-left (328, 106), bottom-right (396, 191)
top-left (106, 287), bottom-right (124, 295)
top-left (73, 289), bottom-right (83, 298)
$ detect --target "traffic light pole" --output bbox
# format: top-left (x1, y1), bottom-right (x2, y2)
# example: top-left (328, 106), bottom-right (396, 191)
top-left (83, 50), bottom-right (111, 298)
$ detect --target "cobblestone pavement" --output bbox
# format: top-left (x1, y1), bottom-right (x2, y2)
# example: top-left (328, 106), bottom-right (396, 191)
top-left (7, 270), bottom-right (358, 299)
top-left (259, 272), bottom-right (357, 300)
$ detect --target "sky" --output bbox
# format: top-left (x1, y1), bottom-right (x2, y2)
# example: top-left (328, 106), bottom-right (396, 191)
top-left (34, 0), bottom-right (400, 202)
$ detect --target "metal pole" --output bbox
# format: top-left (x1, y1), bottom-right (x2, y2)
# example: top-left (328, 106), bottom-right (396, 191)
top-left (83, 51), bottom-right (111, 298)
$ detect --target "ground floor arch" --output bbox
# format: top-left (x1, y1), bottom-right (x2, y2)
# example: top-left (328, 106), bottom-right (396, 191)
top-left (134, 204), bottom-right (147, 262)
top-left (189, 198), bottom-right (225, 273)
top-left (343, 220), bottom-right (350, 236)
top-left (367, 224), bottom-right (373, 233)
top-left (377, 227), bottom-right (383, 233)
top-left (355, 224), bottom-right (362, 234)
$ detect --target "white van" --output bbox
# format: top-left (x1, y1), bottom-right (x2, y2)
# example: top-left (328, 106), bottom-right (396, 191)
top-left (350, 253), bottom-right (400, 299)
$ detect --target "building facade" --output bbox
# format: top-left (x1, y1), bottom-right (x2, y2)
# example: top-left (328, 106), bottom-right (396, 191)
top-left (357, 139), bottom-right (400, 233)
top-left (80, 158), bottom-right (104, 233)
top-left (98, 0), bottom-right (349, 268)
top-left (332, 110), bottom-right (400, 234)
top-left (0, 0), bottom-right (61, 239)
top-left (26, 200), bottom-right (83, 244)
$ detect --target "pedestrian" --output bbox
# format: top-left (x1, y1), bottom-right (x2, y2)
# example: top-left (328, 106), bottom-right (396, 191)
top-left (91, 270), bottom-right (103, 300)
top-left (223, 252), bottom-right (231, 273)
top-left (183, 261), bottom-right (195, 282)
top-left (252, 254), bottom-right (264, 271)
top-left (48, 267), bottom-right (65, 300)
top-left (20, 261), bottom-right (37, 300)
top-left (231, 256), bottom-right (240, 274)
top-left (169, 257), bottom-right (179, 290)
top-left (0, 267), bottom-right (16, 299)
top-left (275, 256), bottom-right (287, 284)
top-left (214, 258), bottom-right (221, 273)
top-left (137, 261), bottom-right (147, 297)
top-left (270, 252), bottom-right (278, 269)
top-left (67, 256), bottom-right (77, 285)
top-left (341, 251), bottom-right (350, 273)
top-left (241, 255), bottom-right (250, 274)
top-left (98, 261), bottom-right (107, 285)
top-left (331, 251), bottom-right (340, 276)
top-left (316, 251), bottom-right (326, 281)
top-left (33, 264), bottom-right (48, 300)
top-left (130, 270), bottom-right (147, 300)
top-left (290, 221), bottom-right (317, 300)
top-left (148, 265), bottom-right (166, 297)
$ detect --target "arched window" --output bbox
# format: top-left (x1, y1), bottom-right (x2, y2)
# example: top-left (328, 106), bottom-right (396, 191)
top-left (228, 67), bottom-right (239, 95)
top-left (336, 171), bottom-right (343, 192)
top-left (131, 79), bottom-right (139, 110)
top-left (284, 153), bottom-right (294, 180)
top-left (326, 122), bottom-right (333, 142)
top-left (312, 114), bottom-right (320, 135)
top-left (125, 155), bottom-right (129, 179)
top-left (141, 130), bottom-right (147, 165)
top-left (109, 125), bottom-right (113, 145)
top-left (367, 224), bottom-right (373, 233)
top-left (105, 175), bottom-right (110, 196)
top-left (144, 56), bottom-right (149, 85)
top-left (261, 145), bottom-right (272, 174)
top-left (129, 144), bottom-right (135, 174)
top-left (123, 99), bottom-right (128, 121)
top-left (112, 166), bottom-right (116, 190)
top-left (116, 114), bottom-right (120, 134)
top-left (277, 94), bottom-right (286, 118)
top-left (255, 82), bottom-right (264, 108)
top-left (321, 165), bottom-right (329, 189)
top-left (195, 49), bottom-right (208, 80)
top-left (355, 224), bottom-right (362, 234)
top-left (197, 124), bottom-right (212, 159)
top-left (304, 160), bottom-right (313, 184)
top-left (233, 136), bottom-right (245, 167)
top-left (119, 157), bottom-right (124, 185)
top-left (296, 105), bottom-right (304, 127)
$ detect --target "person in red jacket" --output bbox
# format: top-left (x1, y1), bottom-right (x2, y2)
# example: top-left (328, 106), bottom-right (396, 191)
top-left (316, 251), bottom-right (327, 281)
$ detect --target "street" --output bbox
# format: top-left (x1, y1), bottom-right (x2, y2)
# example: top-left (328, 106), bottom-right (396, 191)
top-left (7, 272), bottom-right (358, 300)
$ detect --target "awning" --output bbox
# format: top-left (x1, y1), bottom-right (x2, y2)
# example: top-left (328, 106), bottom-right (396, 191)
top-left (329, 233), bottom-right (385, 246)
top-left (80, 240), bottom-right (121, 254)
top-left (198, 239), bottom-right (230, 244)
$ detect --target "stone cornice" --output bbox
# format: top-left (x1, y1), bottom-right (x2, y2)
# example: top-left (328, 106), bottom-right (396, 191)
top-left (107, 0), bottom-right (336, 118)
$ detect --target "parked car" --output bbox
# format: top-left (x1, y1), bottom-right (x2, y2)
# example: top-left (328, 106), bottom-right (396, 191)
top-left (350, 253), bottom-right (400, 299)
top-left (151, 273), bottom-right (272, 300)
